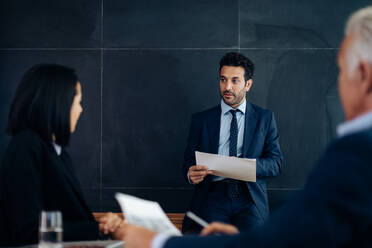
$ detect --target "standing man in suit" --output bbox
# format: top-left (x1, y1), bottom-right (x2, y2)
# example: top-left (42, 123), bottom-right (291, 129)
top-left (116, 5), bottom-right (372, 248)
top-left (182, 52), bottom-right (282, 232)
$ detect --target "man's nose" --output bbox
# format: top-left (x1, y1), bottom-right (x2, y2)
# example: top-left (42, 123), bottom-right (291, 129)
top-left (225, 81), bottom-right (233, 90)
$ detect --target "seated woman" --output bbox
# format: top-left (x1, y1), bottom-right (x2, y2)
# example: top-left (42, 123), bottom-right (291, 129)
top-left (0, 64), bottom-right (122, 246)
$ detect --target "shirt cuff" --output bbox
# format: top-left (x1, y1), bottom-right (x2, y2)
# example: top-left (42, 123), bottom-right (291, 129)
top-left (151, 233), bottom-right (172, 248)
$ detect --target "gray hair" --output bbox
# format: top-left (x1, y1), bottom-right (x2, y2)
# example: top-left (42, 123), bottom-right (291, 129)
top-left (345, 6), bottom-right (372, 74)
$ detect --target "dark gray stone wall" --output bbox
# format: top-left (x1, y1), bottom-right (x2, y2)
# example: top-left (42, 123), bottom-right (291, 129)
top-left (1, 0), bottom-right (368, 212)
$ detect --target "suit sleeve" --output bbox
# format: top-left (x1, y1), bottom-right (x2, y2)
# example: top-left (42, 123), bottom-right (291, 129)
top-left (182, 114), bottom-right (202, 184)
top-left (166, 138), bottom-right (372, 248)
top-left (256, 112), bottom-right (282, 178)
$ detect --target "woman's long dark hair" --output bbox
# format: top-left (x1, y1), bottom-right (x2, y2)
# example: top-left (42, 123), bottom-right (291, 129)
top-left (6, 64), bottom-right (79, 147)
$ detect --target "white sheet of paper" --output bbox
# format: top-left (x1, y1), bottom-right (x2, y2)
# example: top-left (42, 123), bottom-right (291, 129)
top-left (195, 151), bottom-right (256, 182)
top-left (115, 193), bottom-right (182, 236)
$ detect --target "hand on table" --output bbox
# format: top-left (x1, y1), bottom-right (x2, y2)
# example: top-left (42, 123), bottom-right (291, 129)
top-left (201, 222), bottom-right (239, 236)
top-left (189, 165), bottom-right (212, 184)
top-left (98, 212), bottom-right (123, 235)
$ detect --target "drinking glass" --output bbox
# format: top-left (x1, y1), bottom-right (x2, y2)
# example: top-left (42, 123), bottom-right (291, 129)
top-left (39, 211), bottom-right (63, 248)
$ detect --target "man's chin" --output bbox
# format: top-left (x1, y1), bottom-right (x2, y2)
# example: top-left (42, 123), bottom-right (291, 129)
top-left (222, 98), bottom-right (235, 107)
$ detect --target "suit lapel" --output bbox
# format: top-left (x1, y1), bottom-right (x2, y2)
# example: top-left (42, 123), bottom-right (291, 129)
top-left (50, 147), bottom-right (89, 210)
top-left (61, 155), bottom-right (85, 200)
top-left (207, 105), bottom-right (221, 154)
top-left (204, 105), bottom-right (221, 184)
top-left (242, 101), bottom-right (258, 157)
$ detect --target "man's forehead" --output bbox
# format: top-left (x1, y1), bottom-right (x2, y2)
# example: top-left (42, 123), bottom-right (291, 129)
top-left (220, 66), bottom-right (245, 76)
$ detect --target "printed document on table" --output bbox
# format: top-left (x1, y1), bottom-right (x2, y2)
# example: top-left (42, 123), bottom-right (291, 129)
top-left (195, 151), bottom-right (256, 182)
top-left (115, 193), bottom-right (182, 236)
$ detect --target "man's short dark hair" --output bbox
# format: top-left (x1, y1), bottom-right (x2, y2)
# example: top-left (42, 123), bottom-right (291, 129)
top-left (219, 52), bottom-right (254, 81)
top-left (6, 64), bottom-right (79, 147)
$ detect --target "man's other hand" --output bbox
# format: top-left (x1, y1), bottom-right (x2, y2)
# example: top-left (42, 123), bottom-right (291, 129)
top-left (201, 222), bottom-right (239, 236)
top-left (98, 212), bottom-right (123, 235)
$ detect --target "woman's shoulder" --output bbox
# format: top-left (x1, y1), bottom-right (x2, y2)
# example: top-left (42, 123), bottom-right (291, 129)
top-left (7, 129), bottom-right (47, 154)
top-left (1, 130), bottom-right (49, 172)
top-left (12, 129), bottom-right (43, 143)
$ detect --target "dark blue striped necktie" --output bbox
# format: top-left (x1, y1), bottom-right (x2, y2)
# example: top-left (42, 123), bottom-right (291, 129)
top-left (229, 109), bottom-right (238, 157)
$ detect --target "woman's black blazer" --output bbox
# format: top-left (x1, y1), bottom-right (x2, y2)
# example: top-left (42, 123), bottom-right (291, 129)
top-left (0, 130), bottom-right (100, 246)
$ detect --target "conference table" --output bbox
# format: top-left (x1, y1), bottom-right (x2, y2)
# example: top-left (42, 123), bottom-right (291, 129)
top-left (20, 240), bottom-right (124, 248)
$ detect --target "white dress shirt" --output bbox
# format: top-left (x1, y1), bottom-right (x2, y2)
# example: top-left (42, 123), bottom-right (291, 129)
top-left (52, 142), bottom-right (62, 156)
top-left (337, 111), bottom-right (372, 138)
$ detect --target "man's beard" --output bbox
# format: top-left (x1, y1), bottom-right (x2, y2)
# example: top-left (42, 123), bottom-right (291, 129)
top-left (221, 90), bottom-right (244, 107)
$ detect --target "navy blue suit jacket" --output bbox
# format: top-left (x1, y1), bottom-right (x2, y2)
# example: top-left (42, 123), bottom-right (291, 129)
top-left (169, 128), bottom-right (372, 247)
top-left (182, 101), bottom-right (282, 232)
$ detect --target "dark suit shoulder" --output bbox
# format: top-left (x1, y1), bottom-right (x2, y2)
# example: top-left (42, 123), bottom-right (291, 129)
top-left (7, 130), bottom-right (45, 152)
top-left (327, 128), bottom-right (372, 163)
top-left (193, 105), bottom-right (220, 117)
top-left (339, 128), bottom-right (372, 144)
top-left (2, 130), bottom-right (47, 168)
top-left (308, 128), bottom-right (372, 186)
top-left (248, 102), bottom-right (273, 117)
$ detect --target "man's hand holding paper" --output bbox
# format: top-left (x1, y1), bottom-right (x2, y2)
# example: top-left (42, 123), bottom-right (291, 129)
top-left (188, 165), bottom-right (213, 184)
top-left (195, 151), bottom-right (256, 182)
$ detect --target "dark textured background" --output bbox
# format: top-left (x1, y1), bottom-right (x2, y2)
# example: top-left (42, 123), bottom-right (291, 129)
top-left (0, 0), bottom-right (369, 213)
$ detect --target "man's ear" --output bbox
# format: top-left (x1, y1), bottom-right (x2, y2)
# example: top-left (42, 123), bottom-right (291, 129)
top-left (245, 79), bottom-right (253, 92)
top-left (359, 61), bottom-right (372, 93)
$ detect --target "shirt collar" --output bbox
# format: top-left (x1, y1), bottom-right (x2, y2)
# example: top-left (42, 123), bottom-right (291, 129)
top-left (220, 99), bottom-right (246, 115)
top-left (52, 142), bottom-right (62, 156)
top-left (337, 110), bottom-right (372, 138)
